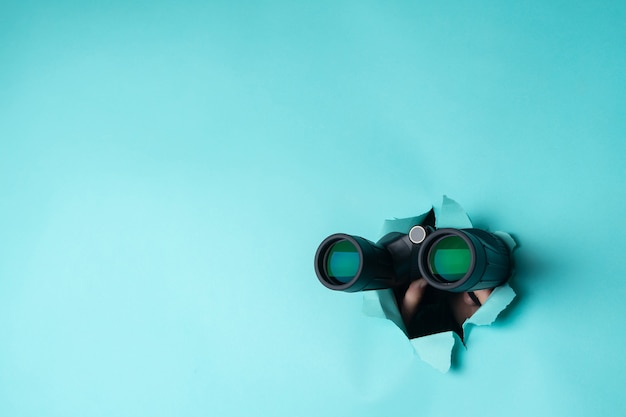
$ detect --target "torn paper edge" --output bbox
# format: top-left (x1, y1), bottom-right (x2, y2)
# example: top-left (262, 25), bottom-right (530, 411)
top-left (362, 196), bottom-right (518, 372)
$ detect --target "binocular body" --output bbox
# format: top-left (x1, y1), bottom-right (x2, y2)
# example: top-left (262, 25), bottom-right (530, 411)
top-left (314, 227), bottom-right (511, 293)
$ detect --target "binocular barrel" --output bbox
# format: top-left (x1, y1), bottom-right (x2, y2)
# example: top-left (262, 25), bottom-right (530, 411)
top-left (314, 232), bottom-right (419, 292)
top-left (314, 228), bottom-right (511, 293)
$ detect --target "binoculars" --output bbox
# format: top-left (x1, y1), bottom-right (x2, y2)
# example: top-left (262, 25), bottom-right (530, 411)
top-left (314, 226), bottom-right (511, 293)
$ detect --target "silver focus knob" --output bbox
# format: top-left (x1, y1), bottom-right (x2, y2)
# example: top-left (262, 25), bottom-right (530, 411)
top-left (408, 225), bottom-right (427, 244)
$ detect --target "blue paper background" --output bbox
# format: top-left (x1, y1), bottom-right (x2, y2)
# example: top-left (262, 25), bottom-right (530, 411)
top-left (1, 1), bottom-right (625, 416)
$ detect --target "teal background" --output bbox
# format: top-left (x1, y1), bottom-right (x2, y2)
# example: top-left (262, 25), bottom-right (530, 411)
top-left (1, 1), bottom-right (625, 416)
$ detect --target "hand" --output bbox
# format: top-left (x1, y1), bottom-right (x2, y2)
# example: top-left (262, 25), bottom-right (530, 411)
top-left (400, 278), bottom-right (429, 325)
top-left (400, 278), bottom-right (494, 338)
top-left (448, 289), bottom-right (493, 327)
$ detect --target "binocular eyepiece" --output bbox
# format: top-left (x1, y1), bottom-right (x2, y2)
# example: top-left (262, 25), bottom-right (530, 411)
top-left (314, 227), bottom-right (511, 293)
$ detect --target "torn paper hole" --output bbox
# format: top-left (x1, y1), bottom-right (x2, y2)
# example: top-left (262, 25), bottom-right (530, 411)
top-left (363, 196), bottom-right (517, 373)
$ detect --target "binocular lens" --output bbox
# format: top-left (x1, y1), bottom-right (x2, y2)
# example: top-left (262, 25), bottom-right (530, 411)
top-left (428, 235), bottom-right (472, 282)
top-left (326, 240), bottom-right (361, 283)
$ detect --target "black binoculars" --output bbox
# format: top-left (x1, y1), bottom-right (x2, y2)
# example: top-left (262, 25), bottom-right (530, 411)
top-left (314, 226), bottom-right (511, 293)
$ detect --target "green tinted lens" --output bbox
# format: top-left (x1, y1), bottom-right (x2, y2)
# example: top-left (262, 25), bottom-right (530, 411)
top-left (326, 240), bottom-right (360, 283)
top-left (429, 235), bottom-right (472, 282)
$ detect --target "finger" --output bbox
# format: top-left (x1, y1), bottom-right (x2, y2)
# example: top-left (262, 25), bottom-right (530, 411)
top-left (402, 278), bottom-right (428, 322)
top-left (473, 289), bottom-right (493, 305)
top-left (462, 288), bottom-right (494, 307)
